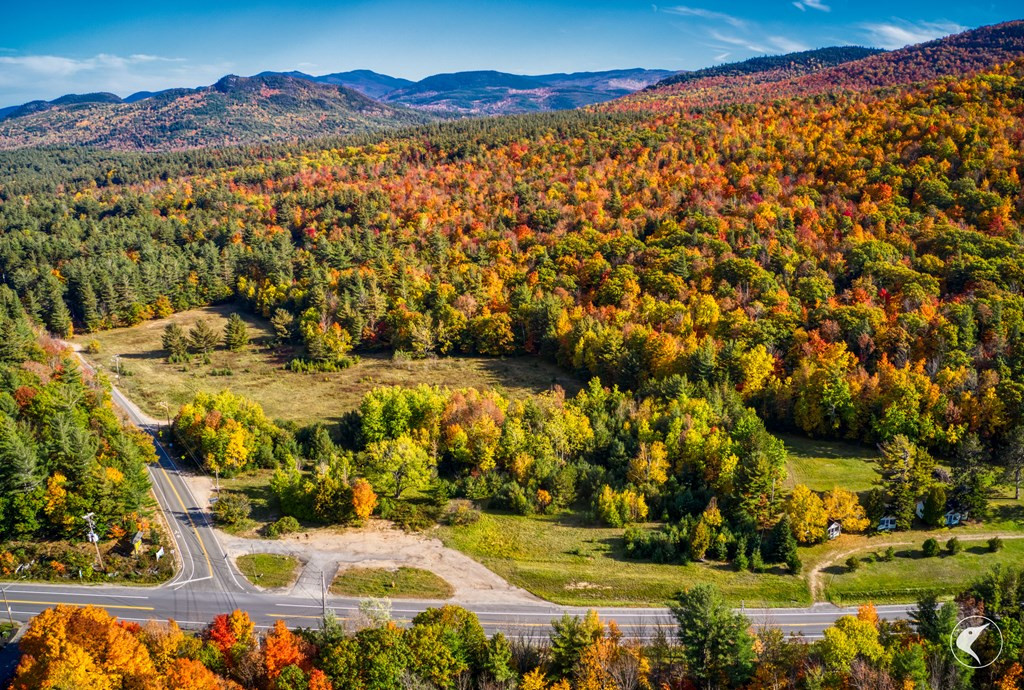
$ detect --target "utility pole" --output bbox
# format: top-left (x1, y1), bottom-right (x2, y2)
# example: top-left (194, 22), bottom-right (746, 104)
top-left (2, 587), bottom-right (12, 625)
top-left (82, 513), bottom-right (104, 570)
top-left (321, 571), bottom-right (327, 619)
top-left (112, 355), bottom-right (121, 381)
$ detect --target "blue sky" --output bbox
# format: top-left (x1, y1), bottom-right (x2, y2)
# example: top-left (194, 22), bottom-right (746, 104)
top-left (0, 0), bottom-right (1020, 104)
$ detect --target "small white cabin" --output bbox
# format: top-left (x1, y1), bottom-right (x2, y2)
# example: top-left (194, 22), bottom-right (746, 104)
top-left (827, 521), bottom-right (842, 540)
top-left (878, 515), bottom-right (898, 531)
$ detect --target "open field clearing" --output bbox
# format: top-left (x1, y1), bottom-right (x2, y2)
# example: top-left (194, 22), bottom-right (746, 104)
top-left (74, 304), bottom-right (581, 424)
top-left (780, 433), bottom-right (879, 493)
top-left (437, 512), bottom-right (809, 607)
top-left (820, 536), bottom-right (1024, 604)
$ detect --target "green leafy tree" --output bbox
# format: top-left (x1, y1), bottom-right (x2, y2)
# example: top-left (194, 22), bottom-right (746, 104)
top-left (212, 492), bottom-right (251, 525)
top-left (362, 435), bottom-right (434, 499)
top-left (671, 584), bottom-right (754, 689)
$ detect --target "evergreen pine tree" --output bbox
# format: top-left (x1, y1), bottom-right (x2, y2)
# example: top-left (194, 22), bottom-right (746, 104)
top-left (769, 514), bottom-right (800, 569)
top-left (77, 282), bottom-right (102, 332)
top-left (0, 319), bottom-right (28, 364)
top-left (0, 414), bottom-right (39, 492)
top-left (223, 313), bottom-right (249, 351)
top-left (270, 309), bottom-right (295, 344)
top-left (162, 322), bottom-right (190, 362)
top-left (188, 319), bottom-right (219, 354)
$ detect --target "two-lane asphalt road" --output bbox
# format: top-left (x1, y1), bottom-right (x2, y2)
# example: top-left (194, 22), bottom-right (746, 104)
top-left (0, 580), bottom-right (916, 641)
top-left (6, 348), bottom-right (914, 643)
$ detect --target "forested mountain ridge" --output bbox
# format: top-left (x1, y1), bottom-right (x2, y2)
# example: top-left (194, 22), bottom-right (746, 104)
top-left (649, 46), bottom-right (884, 89)
top-left (612, 19), bottom-right (1024, 111)
top-left (0, 74), bottom-right (432, 151)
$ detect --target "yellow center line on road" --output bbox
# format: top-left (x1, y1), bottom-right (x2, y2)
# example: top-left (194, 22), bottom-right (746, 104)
top-left (160, 466), bottom-right (214, 578)
top-left (6, 599), bottom-right (155, 611)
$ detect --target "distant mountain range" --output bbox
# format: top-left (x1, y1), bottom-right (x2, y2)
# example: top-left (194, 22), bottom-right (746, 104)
top-left (4, 20), bottom-right (1024, 152)
top-left (254, 67), bottom-right (678, 114)
top-left (0, 67), bottom-right (677, 124)
top-left (0, 74), bottom-right (430, 151)
top-left (0, 67), bottom-right (678, 150)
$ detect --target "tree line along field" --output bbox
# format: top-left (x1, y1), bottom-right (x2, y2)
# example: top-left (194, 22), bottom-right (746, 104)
top-left (74, 304), bottom-right (581, 425)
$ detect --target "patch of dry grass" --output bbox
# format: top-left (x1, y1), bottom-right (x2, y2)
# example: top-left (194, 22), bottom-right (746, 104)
top-left (74, 304), bottom-right (581, 424)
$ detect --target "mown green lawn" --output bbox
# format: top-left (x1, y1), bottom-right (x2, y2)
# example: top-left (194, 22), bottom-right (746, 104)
top-left (823, 537), bottom-right (1024, 604)
top-left (236, 553), bottom-right (300, 589)
top-left (437, 512), bottom-right (809, 607)
top-left (781, 433), bottom-right (879, 492)
top-left (331, 567), bottom-right (454, 599)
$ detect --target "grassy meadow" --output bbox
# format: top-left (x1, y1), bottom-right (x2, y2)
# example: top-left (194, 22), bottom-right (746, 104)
top-left (822, 536), bottom-right (1024, 604)
top-left (74, 304), bottom-right (581, 425)
top-left (437, 512), bottom-right (810, 607)
top-left (781, 433), bottom-right (880, 493)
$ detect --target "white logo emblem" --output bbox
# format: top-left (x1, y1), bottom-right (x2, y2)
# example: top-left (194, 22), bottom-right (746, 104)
top-left (950, 616), bottom-right (1002, 668)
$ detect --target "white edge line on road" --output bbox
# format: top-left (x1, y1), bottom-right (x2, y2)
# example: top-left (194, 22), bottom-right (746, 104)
top-left (4, 590), bottom-right (149, 599)
top-left (150, 434), bottom-right (249, 593)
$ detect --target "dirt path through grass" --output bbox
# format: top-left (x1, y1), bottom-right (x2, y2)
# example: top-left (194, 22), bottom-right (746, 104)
top-left (808, 531), bottom-right (1024, 600)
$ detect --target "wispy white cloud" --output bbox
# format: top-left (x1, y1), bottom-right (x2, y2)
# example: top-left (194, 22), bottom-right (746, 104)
top-left (859, 19), bottom-right (965, 49)
top-left (0, 52), bottom-right (232, 105)
top-left (768, 35), bottom-right (810, 52)
top-left (663, 5), bottom-right (809, 61)
top-left (793, 0), bottom-right (830, 12)
top-left (664, 5), bottom-right (746, 28)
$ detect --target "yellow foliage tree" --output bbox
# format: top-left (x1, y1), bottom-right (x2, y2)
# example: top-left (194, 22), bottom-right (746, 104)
top-left (823, 487), bottom-right (871, 533)
top-left (786, 484), bottom-right (828, 544)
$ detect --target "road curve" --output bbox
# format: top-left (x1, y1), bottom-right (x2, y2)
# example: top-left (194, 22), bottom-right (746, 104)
top-left (3, 347), bottom-right (915, 641)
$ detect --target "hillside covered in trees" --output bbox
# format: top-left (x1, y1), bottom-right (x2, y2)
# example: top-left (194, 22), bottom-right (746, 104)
top-left (0, 285), bottom-right (164, 582)
top-left (3, 22), bottom-right (1024, 454)
top-left (613, 20), bottom-right (1024, 112)
top-left (648, 46), bottom-right (883, 89)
